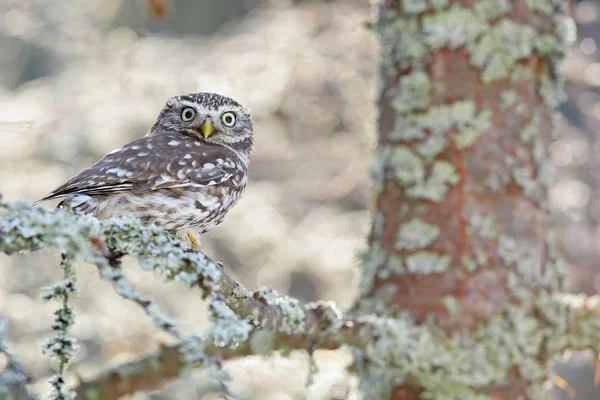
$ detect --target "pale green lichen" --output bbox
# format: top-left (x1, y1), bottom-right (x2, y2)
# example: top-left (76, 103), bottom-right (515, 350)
top-left (406, 160), bottom-right (460, 202)
top-left (391, 71), bottom-right (432, 113)
top-left (467, 212), bottom-right (496, 239)
top-left (539, 75), bottom-right (566, 110)
top-left (500, 90), bottom-right (519, 110)
top-left (538, 163), bottom-right (556, 192)
top-left (383, 18), bottom-right (429, 69)
top-left (474, 0), bottom-right (512, 20)
top-left (378, 254), bottom-right (405, 278)
top-left (358, 243), bottom-right (388, 295)
top-left (390, 146), bottom-right (425, 185)
top-left (401, 0), bottom-right (449, 14)
top-left (370, 145), bottom-right (392, 193)
top-left (372, 212), bottom-right (385, 239)
top-left (521, 111), bottom-right (542, 143)
top-left (484, 170), bottom-right (510, 192)
top-left (401, 0), bottom-right (428, 14)
top-left (395, 218), bottom-right (440, 251)
top-left (462, 255), bottom-right (477, 272)
top-left (355, 299), bottom-right (588, 399)
top-left (524, 0), bottom-right (557, 15)
top-left (443, 295), bottom-right (460, 315)
top-left (470, 20), bottom-right (538, 83)
top-left (207, 299), bottom-right (253, 347)
top-left (417, 135), bottom-right (447, 158)
top-left (393, 101), bottom-right (489, 146)
top-left (423, 6), bottom-right (486, 50)
top-left (453, 103), bottom-right (492, 149)
top-left (405, 251), bottom-right (451, 273)
top-left (512, 166), bottom-right (537, 199)
top-left (454, 124), bottom-right (485, 149)
top-left (511, 65), bottom-right (535, 82)
top-left (497, 235), bottom-right (519, 266)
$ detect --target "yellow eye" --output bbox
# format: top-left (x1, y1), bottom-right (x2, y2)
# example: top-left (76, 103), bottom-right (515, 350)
top-left (221, 111), bottom-right (236, 127)
top-left (181, 107), bottom-right (196, 121)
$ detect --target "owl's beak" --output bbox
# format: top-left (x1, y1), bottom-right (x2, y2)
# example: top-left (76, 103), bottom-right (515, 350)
top-left (200, 119), bottom-right (214, 138)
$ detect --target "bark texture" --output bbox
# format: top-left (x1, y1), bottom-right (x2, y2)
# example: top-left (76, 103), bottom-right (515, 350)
top-left (353, 0), bottom-right (575, 398)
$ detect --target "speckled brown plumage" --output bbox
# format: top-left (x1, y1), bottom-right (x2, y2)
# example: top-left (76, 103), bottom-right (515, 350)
top-left (36, 92), bottom-right (254, 249)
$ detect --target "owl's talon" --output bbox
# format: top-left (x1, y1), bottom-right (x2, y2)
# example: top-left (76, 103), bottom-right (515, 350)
top-left (186, 232), bottom-right (200, 250)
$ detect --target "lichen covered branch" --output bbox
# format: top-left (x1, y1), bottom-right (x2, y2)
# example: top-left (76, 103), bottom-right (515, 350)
top-left (0, 199), bottom-right (352, 397)
top-left (41, 255), bottom-right (79, 400)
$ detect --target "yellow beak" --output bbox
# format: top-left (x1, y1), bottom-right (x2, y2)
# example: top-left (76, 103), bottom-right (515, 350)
top-left (200, 119), bottom-right (214, 138)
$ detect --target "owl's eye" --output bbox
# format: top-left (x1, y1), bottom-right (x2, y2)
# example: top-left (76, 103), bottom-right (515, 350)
top-left (181, 107), bottom-right (196, 121)
top-left (221, 111), bottom-right (236, 127)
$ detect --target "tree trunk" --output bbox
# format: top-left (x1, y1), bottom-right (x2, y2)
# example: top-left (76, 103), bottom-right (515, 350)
top-left (353, 1), bottom-right (572, 398)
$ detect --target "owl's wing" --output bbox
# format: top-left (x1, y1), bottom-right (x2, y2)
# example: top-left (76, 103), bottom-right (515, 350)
top-left (35, 135), bottom-right (240, 204)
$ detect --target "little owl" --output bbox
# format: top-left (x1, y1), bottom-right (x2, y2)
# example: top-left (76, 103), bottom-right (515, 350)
top-left (35, 92), bottom-right (254, 250)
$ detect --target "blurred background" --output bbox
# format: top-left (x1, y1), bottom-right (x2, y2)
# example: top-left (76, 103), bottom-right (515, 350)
top-left (0, 0), bottom-right (598, 399)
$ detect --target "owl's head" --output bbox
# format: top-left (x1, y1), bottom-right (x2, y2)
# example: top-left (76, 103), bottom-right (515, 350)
top-left (151, 92), bottom-right (253, 149)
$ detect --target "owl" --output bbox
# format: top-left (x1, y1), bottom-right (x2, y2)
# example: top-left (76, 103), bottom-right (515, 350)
top-left (35, 92), bottom-right (254, 250)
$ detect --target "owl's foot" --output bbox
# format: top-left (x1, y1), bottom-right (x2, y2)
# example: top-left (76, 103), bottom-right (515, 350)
top-left (170, 228), bottom-right (202, 251)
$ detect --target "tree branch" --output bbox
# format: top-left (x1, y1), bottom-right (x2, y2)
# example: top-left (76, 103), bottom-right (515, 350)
top-left (75, 316), bottom-right (359, 399)
top-left (0, 199), bottom-right (359, 397)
